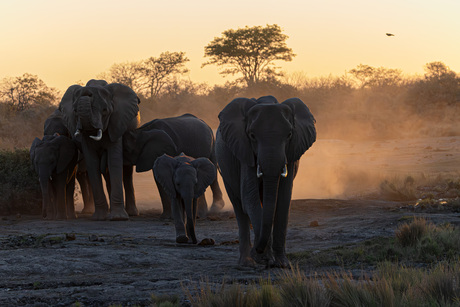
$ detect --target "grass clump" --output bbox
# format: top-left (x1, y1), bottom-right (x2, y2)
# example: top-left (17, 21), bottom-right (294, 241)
top-left (182, 263), bottom-right (460, 306)
top-left (290, 218), bottom-right (460, 268)
top-left (395, 217), bottom-right (428, 247)
top-left (151, 293), bottom-right (180, 307)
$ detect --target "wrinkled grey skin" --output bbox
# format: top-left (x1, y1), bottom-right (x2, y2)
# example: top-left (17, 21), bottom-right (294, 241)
top-left (153, 153), bottom-right (216, 244)
top-left (216, 96), bottom-right (316, 268)
top-left (44, 109), bottom-right (94, 214)
top-left (30, 134), bottom-right (78, 219)
top-left (59, 79), bottom-right (140, 221)
top-left (123, 114), bottom-right (225, 218)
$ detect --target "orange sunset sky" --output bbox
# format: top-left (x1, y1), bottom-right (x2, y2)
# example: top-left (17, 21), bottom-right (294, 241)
top-left (1, 0), bottom-right (459, 91)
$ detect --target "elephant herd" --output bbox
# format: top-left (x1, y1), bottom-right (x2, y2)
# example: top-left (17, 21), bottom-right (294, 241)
top-left (29, 80), bottom-right (316, 268)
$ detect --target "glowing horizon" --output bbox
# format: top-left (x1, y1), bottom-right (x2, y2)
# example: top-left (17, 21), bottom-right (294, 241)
top-left (1, 0), bottom-right (459, 92)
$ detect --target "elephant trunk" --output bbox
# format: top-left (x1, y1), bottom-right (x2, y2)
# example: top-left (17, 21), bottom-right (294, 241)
top-left (255, 175), bottom-right (280, 253)
top-left (184, 197), bottom-right (197, 244)
top-left (76, 96), bottom-right (103, 140)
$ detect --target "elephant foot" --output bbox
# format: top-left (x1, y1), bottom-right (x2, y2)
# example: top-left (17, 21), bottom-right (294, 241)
top-left (108, 207), bottom-right (129, 221)
top-left (250, 247), bottom-right (274, 266)
top-left (160, 211), bottom-right (172, 220)
top-left (209, 199), bottom-right (225, 213)
top-left (197, 208), bottom-right (208, 219)
top-left (81, 207), bottom-right (95, 215)
top-left (55, 213), bottom-right (67, 220)
top-left (91, 208), bottom-right (109, 221)
top-left (176, 235), bottom-right (189, 244)
top-left (238, 256), bottom-right (257, 267)
top-left (125, 205), bottom-right (139, 217)
top-left (271, 254), bottom-right (290, 269)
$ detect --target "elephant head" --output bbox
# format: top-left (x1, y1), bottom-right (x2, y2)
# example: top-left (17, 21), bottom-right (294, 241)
top-left (153, 153), bottom-right (217, 243)
top-left (123, 129), bottom-right (178, 172)
top-left (30, 134), bottom-right (78, 218)
top-left (218, 96), bottom-right (316, 254)
top-left (59, 79), bottom-right (140, 143)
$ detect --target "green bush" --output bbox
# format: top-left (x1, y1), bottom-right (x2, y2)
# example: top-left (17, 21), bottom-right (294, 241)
top-left (0, 148), bottom-right (41, 215)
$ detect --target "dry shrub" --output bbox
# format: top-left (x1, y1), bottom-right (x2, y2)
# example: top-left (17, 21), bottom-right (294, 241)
top-left (395, 217), bottom-right (429, 247)
top-left (278, 266), bottom-right (331, 307)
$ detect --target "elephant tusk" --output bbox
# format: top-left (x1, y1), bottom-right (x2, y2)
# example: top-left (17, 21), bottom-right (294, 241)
top-left (74, 129), bottom-right (81, 137)
top-left (281, 164), bottom-right (288, 178)
top-left (90, 129), bottom-right (103, 141)
top-left (257, 165), bottom-right (263, 178)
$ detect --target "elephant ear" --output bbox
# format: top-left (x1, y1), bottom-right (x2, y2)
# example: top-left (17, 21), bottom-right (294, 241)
top-left (54, 136), bottom-right (78, 174)
top-left (58, 85), bottom-right (82, 137)
top-left (218, 97), bottom-right (257, 166)
top-left (282, 98), bottom-right (317, 162)
top-left (136, 129), bottom-right (178, 172)
top-left (153, 154), bottom-right (179, 200)
top-left (191, 158), bottom-right (217, 198)
top-left (106, 83), bottom-right (140, 142)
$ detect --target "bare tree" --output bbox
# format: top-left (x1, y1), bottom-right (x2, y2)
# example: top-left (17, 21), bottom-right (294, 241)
top-left (349, 64), bottom-right (402, 88)
top-left (100, 61), bottom-right (143, 93)
top-left (138, 51), bottom-right (190, 98)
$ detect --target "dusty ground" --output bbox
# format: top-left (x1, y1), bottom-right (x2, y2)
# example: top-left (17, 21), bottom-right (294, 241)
top-left (0, 137), bottom-right (459, 306)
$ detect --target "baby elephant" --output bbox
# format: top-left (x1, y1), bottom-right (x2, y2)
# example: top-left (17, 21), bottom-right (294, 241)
top-left (153, 153), bottom-right (216, 244)
top-left (30, 134), bottom-right (79, 219)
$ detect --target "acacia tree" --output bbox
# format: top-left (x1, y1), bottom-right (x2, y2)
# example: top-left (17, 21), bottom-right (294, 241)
top-left (202, 24), bottom-right (295, 87)
top-left (0, 73), bottom-right (58, 111)
top-left (138, 51), bottom-right (190, 98)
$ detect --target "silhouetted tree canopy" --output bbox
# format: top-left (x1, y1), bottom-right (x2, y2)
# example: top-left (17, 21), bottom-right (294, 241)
top-left (0, 73), bottom-right (58, 111)
top-left (100, 51), bottom-right (189, 99)
top-left (202, 24), bottom-right (295, 87)
top-left (349, 64), bottom-right (403, 88)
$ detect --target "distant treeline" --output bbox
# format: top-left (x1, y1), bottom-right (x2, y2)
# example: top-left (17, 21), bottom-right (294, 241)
top-left (0, 61), bottom-right (459, 150)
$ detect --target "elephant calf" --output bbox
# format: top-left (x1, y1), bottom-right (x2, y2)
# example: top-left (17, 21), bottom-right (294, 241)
top-left (153, 153), bottom-right (216, 244)
top-left (30, 134), bottom-right (79, 219)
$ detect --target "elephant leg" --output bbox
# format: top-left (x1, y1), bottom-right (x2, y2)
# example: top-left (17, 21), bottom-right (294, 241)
top-left (83, 141), bottom-right (109, 220)
top-left (77, 171), bottom-right (94, 214)
top-left (106, 139), bottom-right (129, 221)
top-left (271, 164), bottom-right (296, 268)
top-left (123, 164), bottom-right (138, 216)
top-left (171, 198), bottom-right (187, 243)
top-left (233, 205), bottom-right (255, 266)
top-left (209, 178), bottom-right (225, 213)
top-left (54, 174), bottom-right (68, 220)
top-left (155, 175), bottom-right (172, 219)
top-left (196, 195), bottom-right (208, 218)
top-left (66, 173), bottom-right (77, 219)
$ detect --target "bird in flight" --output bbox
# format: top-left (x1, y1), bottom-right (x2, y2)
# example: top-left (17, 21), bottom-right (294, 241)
top-left (386, 33), bottom-right (395, 36)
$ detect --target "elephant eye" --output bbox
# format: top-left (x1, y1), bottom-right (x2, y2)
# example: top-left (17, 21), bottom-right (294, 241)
top-left (287, 131), bottom-right (293, 140)
top-left (249, 132), bottom-right (256, 141)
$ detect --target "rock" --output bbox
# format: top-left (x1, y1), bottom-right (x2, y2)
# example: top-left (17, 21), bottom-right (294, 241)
top-left (198, 238), bottom-right (215, 246)
top-left (310, 220), bottom-right (319, 227)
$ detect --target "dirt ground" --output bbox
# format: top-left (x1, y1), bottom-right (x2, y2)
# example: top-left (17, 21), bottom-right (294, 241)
top-left (0, 136), bottom-right (459, 306)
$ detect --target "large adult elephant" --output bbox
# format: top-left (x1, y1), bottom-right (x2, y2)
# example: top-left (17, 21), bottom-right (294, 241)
top-left (59, 80), bottom-right (140, 221)
top-left (44, 109), bottom-right (94, 214)
top-left (215, 96), bottom-right (316, 268)
top-left (122, 114), bottom-right (225, 218)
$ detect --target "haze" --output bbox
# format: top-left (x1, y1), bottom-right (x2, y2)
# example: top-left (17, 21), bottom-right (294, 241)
top-left (1, 0), bottom-right (460, 91)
